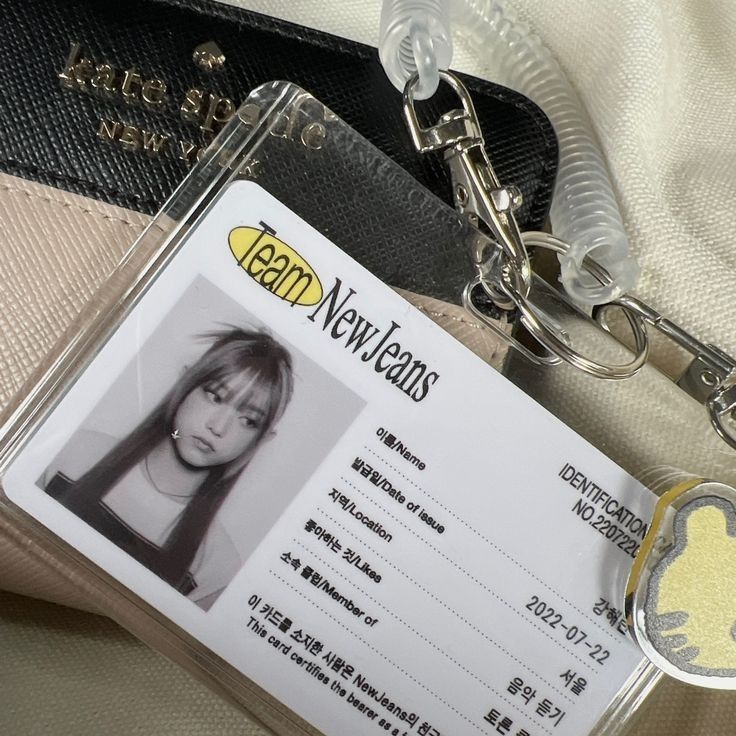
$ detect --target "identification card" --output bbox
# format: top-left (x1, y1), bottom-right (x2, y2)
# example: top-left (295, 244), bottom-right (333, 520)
top-left (2, 177), bottom-right (656, 735)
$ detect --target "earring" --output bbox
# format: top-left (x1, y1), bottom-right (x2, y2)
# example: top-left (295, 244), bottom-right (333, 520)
top-left (171, 429), bottom-right (181, 440)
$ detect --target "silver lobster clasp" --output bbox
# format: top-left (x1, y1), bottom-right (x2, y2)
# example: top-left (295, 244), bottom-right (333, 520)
top-left (602, 293), bottom-right (736, 449)
top-left (403, 71), bottom-right (531, 308)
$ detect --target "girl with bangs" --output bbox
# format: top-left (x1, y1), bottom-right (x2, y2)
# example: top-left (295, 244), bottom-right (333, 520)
top-left (44, 328), bottom-right (294, 610)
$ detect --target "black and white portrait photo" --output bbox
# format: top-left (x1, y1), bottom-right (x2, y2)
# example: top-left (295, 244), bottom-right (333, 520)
top-left (39, 276), bottom-right (365, 610)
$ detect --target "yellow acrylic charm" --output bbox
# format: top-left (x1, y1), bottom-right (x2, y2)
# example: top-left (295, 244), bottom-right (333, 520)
top-left (626, 478), bottom-right (736, 687)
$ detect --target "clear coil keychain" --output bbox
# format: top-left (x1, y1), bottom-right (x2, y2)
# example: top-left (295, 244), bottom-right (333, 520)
top-left (402, 69), bottom-right (736, 690)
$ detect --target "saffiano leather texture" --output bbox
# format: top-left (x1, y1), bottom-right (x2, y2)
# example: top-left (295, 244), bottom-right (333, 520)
top-left (0, 0), bottom-right (556, 218)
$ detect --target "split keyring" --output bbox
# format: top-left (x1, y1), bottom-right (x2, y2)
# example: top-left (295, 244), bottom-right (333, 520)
top-left (481, 231), bottom-right (650, 380)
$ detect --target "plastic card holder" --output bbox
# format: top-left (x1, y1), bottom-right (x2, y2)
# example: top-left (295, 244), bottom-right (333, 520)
top-left (0, 82), bottom-right (661, 736)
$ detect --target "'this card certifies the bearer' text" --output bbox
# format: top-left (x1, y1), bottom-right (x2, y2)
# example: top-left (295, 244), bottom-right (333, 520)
top-left (3, 182), bottom-right (654, 736)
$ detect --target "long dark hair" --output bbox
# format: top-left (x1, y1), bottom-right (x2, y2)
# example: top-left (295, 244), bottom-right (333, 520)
top-left (62, 327), bottom-right (293, 590)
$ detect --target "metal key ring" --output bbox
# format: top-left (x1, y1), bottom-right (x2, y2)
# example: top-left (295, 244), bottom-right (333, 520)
top-left (499, 232), bottom-right (651, 379)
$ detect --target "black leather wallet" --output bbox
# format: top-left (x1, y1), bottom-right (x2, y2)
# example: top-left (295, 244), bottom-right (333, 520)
top-left (1, 0), bottom-right (557, 214)
top-left (0, 0), bottom-right (557, 298)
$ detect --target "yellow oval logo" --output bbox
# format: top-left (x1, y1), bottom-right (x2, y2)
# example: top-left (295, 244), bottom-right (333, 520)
top-left (229, 224), bottom-right (323, 306)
